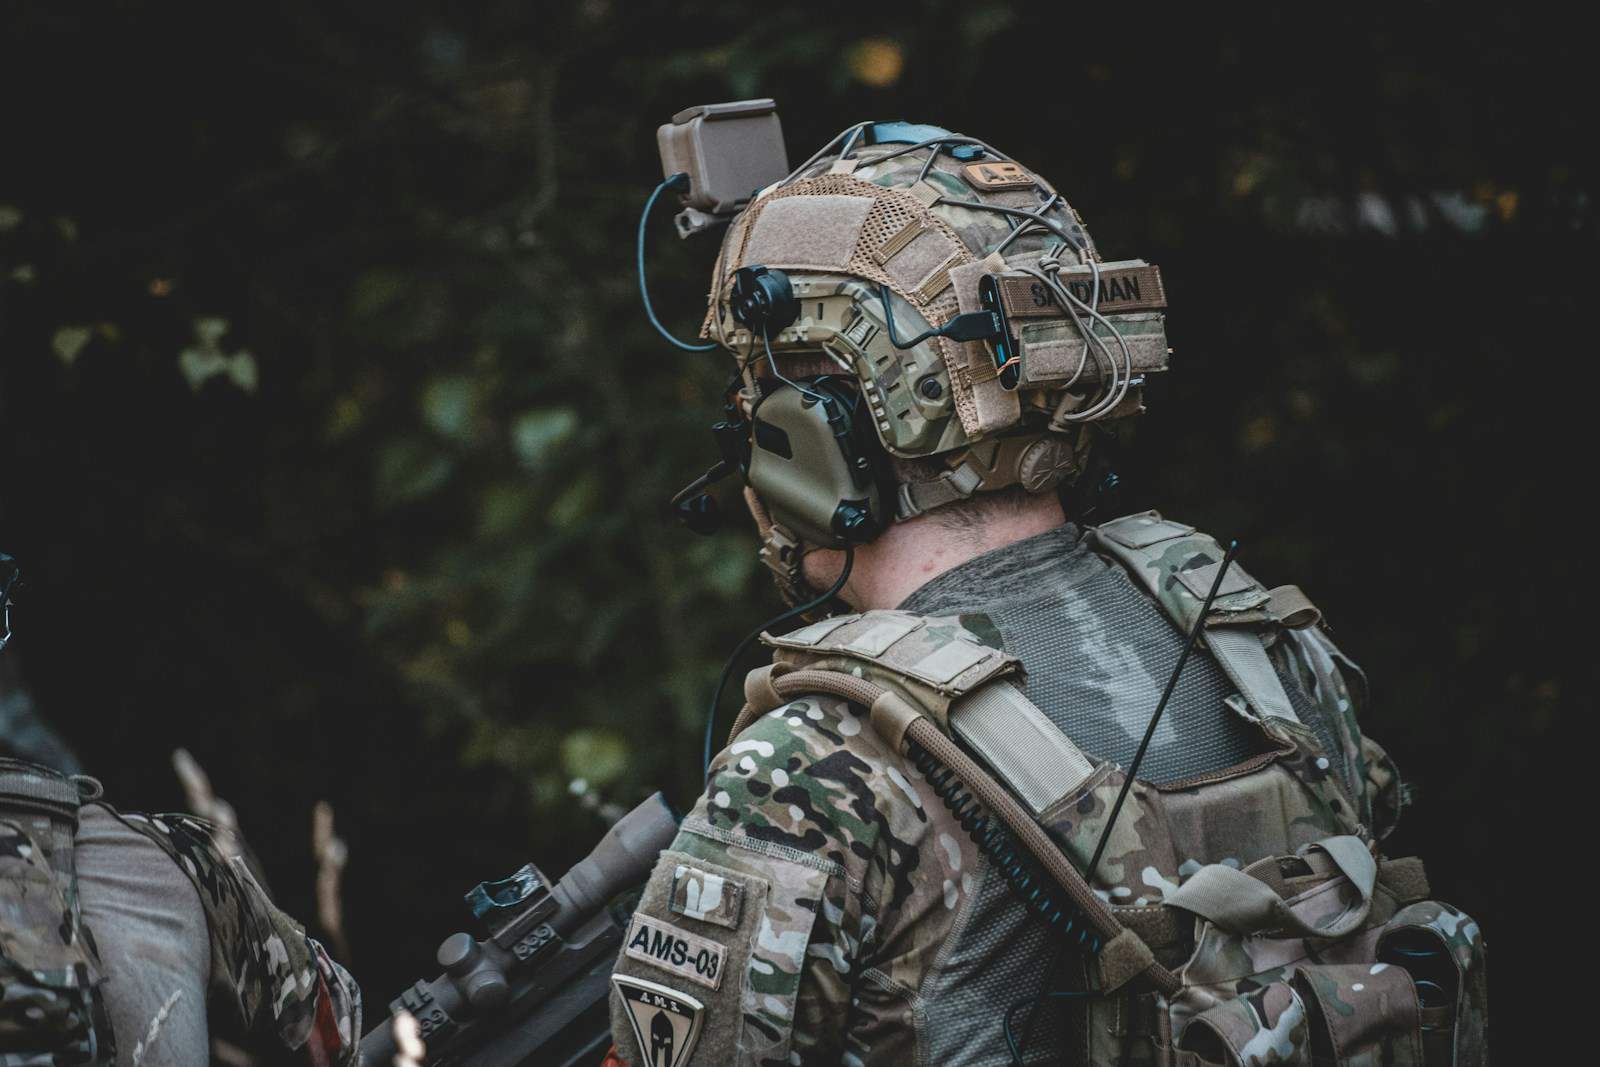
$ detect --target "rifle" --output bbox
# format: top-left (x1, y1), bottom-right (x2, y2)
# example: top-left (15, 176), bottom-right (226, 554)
top-left (360, 792), bottom-right (678, 1066)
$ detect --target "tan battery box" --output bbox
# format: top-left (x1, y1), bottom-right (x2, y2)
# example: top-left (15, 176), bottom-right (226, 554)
top-left (657, 100), bottom-right (789, 235)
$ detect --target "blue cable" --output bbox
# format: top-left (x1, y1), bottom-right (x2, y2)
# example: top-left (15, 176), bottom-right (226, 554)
top-left (638, 173), bottom-right (718, 352)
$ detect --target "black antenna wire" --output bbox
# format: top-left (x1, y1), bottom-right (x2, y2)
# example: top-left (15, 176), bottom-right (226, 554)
top-left (702, 548), bottom-right (855, 772)
top-left (1085, 538), bottom-right (1238, 883)
top-left (638, 173), bottom-right (718, 353)
top-left (1008, 539), bottom-right (1240, 1066)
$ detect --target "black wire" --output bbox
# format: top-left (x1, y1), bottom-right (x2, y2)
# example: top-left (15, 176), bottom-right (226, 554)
top-left (1005, 987), bottom-right (1094, 1066)
top-left (1012, 941), bottom-right (1067, 1065)
top-left (907, 741), bottom-right (1100, 949)
top-left (638, 173), bottom-right (718, 353)
top-left (877, 285), bottom-right (942, 349)
top-left (1007, 543), bottom-right (1240, 1065)
top-left (1085, 539), bottom-right (1240, 884)
top-left (702, 548), bottom-right (855, 772)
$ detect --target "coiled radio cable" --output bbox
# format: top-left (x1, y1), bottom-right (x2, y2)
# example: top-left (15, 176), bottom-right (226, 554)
top-left (907, 738), bottom-right (1101, 952)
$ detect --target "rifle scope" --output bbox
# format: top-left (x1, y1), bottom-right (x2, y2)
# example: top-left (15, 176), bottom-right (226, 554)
top-left (360, 791), bottom-right (678, 1066)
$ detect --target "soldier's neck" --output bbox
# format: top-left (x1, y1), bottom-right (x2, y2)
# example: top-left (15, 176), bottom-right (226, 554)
top-left (807, 493), bottom-right (1066, 611)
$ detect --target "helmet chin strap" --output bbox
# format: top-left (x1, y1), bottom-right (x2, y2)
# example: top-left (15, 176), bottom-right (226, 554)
top-left (743, 486), bottom-right (844, 616)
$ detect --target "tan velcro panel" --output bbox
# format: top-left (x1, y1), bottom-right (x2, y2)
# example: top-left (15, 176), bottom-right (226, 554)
top-left (947, 681), bottom-right (1097, 815)
top-left (1012, 313), bottom-right (1170, 386)
top-left (741, 193), bottom-right (874, 271)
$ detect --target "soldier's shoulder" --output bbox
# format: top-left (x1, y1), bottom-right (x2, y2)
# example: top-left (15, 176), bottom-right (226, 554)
top-left (698, 693), bottom-right (935, 874)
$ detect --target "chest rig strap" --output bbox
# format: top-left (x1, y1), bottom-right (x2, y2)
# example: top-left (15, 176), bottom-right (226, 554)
top-left (759, 610), bottom-right (1098, 814)
top-left (1088, 511), bottom-right (1322, 724)
top-left (0, 757), bottom-right (102, 870)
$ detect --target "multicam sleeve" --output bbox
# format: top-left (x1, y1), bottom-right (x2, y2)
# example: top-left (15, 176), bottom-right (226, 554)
top-left (116, 812), bottom-right (362, 1066)
top-left (610, 692), bottom-right (939, 1067)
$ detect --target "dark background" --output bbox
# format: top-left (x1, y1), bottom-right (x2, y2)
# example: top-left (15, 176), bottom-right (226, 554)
top-left (1, 1), bottom-right (1585, 1057)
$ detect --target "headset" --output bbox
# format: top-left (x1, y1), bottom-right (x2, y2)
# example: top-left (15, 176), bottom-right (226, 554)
top-left (745, 373), bottom-right (893, 546)
top-left (653, 252), bottom-right (901, 551)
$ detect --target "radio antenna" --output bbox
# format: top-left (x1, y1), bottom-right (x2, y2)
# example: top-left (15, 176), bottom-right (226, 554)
top-left (1085, 539), bottom-right (1238, 885)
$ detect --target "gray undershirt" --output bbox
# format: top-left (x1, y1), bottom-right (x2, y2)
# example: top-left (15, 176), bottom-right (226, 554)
top-left (897, 523), bottom-right (1265, 782)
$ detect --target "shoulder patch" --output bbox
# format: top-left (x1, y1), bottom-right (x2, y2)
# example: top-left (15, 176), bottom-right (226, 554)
top-left (611, 974), bottom-right (705, 1067)
top-left (624, 912), bottom-right (728, 990)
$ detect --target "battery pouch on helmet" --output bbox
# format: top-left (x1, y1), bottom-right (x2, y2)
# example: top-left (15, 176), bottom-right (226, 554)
top-left (746, 377), bottom-right (889, 547)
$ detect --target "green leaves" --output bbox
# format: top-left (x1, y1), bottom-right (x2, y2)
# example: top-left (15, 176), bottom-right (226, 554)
top-left (50, 325), bottom-right (93, 366)
top-left (177, 318), bottom-right (258, 393)
top-left (510, 407), bottom-right (579, 469)
top-left (560, 729), bottom-right (630, 788)
top-left (375, 438), bottom-right (453, 506)
top-left (422, 377), bottom-right (482, 443)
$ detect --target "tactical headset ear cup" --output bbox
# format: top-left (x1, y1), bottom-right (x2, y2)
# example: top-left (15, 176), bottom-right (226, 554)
top-left (746, 376), bottom-right (894, 548)
top-left (806, 376), bottom-right (896, 500)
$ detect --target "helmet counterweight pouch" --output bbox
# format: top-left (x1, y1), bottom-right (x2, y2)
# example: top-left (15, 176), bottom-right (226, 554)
top-left (978, 260), bottom-right (1170, 390)
top-left (657, 100), bottom-right (789, 237)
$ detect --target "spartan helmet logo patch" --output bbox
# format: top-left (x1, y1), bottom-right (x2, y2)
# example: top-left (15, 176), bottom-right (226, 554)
top-left (611, 974), bottom-right (705, 1067)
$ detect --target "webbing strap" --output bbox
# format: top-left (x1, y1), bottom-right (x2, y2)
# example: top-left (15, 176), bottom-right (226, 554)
top-left (1202, 627), bottom-right (1300, 724)
top-left (895, 460), bottom-right (983, 519)
top-left (1166, 835), bottom-right (1377, 939)
top-left (0, 758), bottom-right (84, 821)
top-left (947, 680), bottom-right (1096, 815)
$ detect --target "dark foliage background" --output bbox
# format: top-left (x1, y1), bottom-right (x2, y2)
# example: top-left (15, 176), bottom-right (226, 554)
top-left (1, 1), bottom-right (1586, 1055)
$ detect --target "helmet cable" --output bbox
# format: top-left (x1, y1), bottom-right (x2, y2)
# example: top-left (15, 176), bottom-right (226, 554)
top-left (638, 173), bottom-right (718, 352)
top-left (702, 548), bottom-right (855, 773)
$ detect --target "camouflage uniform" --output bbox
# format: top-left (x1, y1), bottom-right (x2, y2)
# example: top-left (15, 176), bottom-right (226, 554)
top-left (113, 808), bottom-right (362, 1064)
top-left (609, 522), bottom-right (1488, 1065)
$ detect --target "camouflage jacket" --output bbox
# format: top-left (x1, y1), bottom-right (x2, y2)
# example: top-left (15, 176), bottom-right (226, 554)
top-left (608, 522), bottom-right (1485, 1066)
top-left (118, 811), bottom-right (363, 1066)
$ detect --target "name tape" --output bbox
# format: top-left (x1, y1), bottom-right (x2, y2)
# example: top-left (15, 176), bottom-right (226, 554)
top-left (624, 913), bottom-right (728, 990)
top-left (993, 263), bottom-right (1166, 319)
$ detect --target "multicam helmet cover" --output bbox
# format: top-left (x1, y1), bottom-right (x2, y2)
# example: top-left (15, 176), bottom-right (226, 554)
top-left (702, 121), bottom-right (1170, 518)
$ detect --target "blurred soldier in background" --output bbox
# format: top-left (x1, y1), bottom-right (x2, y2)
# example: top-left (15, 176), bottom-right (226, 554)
top-left (606, 115), bottom-right (1487, 1065)
top-left (1, 557), bottom-right (359, 1067)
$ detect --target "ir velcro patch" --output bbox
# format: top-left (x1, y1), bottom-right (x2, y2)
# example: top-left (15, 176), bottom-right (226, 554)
top-left (670, 864), bottom-right (744, 929)
top-left (962, 161), bottom-right (1035, 191)
top-left (623, 912), bottom-right (728, 990)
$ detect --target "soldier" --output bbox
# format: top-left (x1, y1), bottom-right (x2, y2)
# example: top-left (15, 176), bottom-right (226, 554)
top-left (607, 119), bottom-right (1487, 1065)
top-left (1, 761), bottom-right (361, 1067)
top-left (1, 563), bottom-right (359, 1066)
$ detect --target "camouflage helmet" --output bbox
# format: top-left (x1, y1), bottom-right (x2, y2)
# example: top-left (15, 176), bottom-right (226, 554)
top-left (701, 120), bottom-right (1170, 520)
